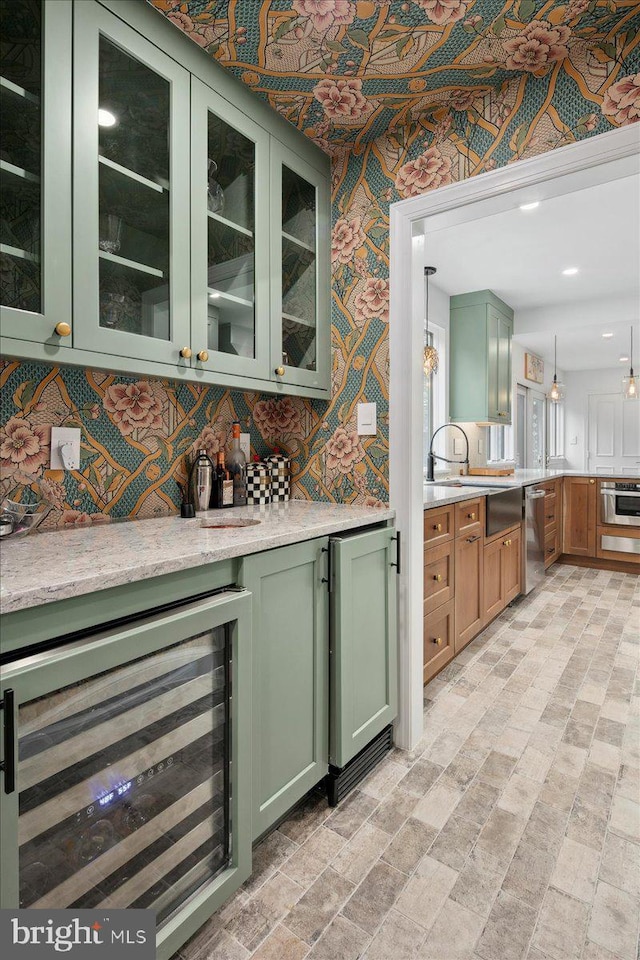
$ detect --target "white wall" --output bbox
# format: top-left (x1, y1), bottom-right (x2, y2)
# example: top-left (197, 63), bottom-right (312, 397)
top-left (563, 367), bottom-right (632, 470)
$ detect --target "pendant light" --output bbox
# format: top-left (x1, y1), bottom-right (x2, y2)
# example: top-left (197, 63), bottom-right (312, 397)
top-left (423, 266), bottom-right (439, 376)
top-left (622, 325), bottom-right (638, 400)
top-left (548, 335), bottom-right (565, 403)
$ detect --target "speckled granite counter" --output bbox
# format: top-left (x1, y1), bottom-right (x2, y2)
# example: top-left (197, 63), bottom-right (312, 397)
top-left (0, 501), bottom-right (394, 615)
top-left (423, 484), bottom-right (502, 508)
top-left (435, 468), bottom-right (639, 489)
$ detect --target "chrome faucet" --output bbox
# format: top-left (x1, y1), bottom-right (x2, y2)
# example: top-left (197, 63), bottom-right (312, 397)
top-left (426, 424), bottom-right (470, 481)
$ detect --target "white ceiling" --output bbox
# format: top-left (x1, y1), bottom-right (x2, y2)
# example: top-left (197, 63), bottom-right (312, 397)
top-left (427, 174), bottom-right (640, 371)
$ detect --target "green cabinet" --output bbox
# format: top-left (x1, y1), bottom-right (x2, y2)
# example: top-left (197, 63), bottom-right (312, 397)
top-left (240, 539), bottom-right (329, 840)
top-left (450, 290), bottom-right (514, 425)
top-left (330, 529), bottom-right (398, 768)
top-left (0, 0), bottom-right (331, 400)
top-left (0, 590), bottom-right (252, 960)
top-left (0, 0), bottom-right (72, 350)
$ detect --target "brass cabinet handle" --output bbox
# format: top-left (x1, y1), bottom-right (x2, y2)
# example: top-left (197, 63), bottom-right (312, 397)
top-left (503, 539), bottom-right (512, 546)
top-left (433, 637), bottom-right (443, 645)
top-left (589, 479), bottom-right (595, 484)
top-left (433, 573), bottom-right (442, 582)
top-left (180, 347), bottom-right (192, 359)
top-left (434, 523), bottom-right (442, 532)
top-left (275, 366), bottom-right (285, 376)
top-left (54, 322), bottom-right (71, 337)
top-left (197, 350), bottom-right (209, 362)
top-left (468, 512), bottom-right (476, 520)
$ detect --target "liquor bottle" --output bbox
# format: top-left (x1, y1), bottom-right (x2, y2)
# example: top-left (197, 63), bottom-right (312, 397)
top-left (212, 452), bottom-right (233, 509)
top-left (227, 421), bottom-right (247, 506)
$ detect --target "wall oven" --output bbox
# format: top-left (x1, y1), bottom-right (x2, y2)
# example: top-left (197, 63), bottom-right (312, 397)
top-left (0, 590), bottom-right (251, 960)
top-left (601, 481), bottom-right (640, 527)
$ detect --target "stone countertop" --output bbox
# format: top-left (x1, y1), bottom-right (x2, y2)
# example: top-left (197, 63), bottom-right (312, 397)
top-left (427, 468), bottom-right (639, 493)
top-left (423, 484), bottom-right (502, 508)
top-left (0, 500), bottom-right (394, 616)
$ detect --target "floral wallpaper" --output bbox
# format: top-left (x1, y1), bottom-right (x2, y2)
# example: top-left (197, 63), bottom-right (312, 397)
top-left (1, 0), bottom-right (638, 528)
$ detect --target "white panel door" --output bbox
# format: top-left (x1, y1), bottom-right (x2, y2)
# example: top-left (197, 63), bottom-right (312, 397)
top-left (588, 393), bottom-right (640, 474)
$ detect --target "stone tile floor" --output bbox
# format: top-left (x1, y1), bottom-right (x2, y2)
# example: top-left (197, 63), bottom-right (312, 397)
top-left (176, 563), bottom-right (640, 960)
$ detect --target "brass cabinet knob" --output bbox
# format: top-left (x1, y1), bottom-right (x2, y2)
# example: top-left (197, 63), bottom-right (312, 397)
top-left (275, 366), bottom-right (285, 376)
top-left (433, 637), bottom-right (443, 645)
top-left (503, 538), bottom-right (512, 546)
top-left (468, 512), bottom-right (476, 520)
top-left (433, 573), bottom-right (443, 582)
top-left (589, 479), bottom-right (595, 484)
top-left (54, 321), bottom-right (71, 337)
top-left (197, 350), bottom-right (209, 362)
top-left (434, 523), bottom-right (442, 532)
top-left (180, 347), bottom-right (192, 359)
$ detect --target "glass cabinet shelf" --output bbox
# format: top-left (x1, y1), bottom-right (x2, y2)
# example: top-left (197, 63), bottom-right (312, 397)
top-left (98, 155), bottom-right (168, 195)
top-left (0, 159), bottom-right (41, 185)
top-left (282, 230), bottom-right (314, 254)
top-left (207, 287), bottom-right (253, 309)
top-left (208, 210), bottom-right (252, 239)
top-left (99, 250), bottom-right (165, 279)
top-left (0, 74), bottom-right (40, 105)
top-left (0, 243), bottom-right (39, 263)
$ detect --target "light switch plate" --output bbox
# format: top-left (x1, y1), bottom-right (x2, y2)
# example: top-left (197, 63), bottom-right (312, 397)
top-left (453, 437), bottom-right (464, 454)
top-left (50, 426), bottom-right (81, 470)
top-left (357, 402), bottom-right (377, 436)
top-left (240, 433), bottom-right (251, 462)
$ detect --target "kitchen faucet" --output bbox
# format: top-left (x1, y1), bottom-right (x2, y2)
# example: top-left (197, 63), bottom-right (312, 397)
top-left (426, 424), bottom-right (470, 481)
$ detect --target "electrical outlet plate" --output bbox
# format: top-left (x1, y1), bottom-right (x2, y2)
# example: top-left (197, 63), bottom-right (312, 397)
top-left (357, 402), bottom-right (377, 436)
top-left (50, 426), bottom-right (81, 470)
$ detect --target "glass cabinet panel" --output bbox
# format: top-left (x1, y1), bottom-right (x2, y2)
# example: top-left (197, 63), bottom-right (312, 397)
top-left (73, 2), bottom-right (190, 365)
top-left (0, 0), bottom-right (42, 315)
top-left (191, 77), bottom-right (269, 380)
top-left (16, 628), bottom-right (230, 922)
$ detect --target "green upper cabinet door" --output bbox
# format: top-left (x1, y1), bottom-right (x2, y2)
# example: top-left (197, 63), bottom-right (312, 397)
top-left (240, 539), bottom-right (329, 840)
top-left (450, 290), bottom-right (514, 425)
top-left (270, 142), bottom-right (331, 396)
top-left (190, 78), bottom-right (270, 382)
top-left (330, 528), bottom-right (398, 769)
top-left (0, 0), bottom-right (72, 351)
top-left (72, 1), bottom-right (191, 367)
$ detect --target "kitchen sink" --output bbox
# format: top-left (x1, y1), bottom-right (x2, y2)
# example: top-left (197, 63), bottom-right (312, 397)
top-left (201, 519), bottom-right (261, 529)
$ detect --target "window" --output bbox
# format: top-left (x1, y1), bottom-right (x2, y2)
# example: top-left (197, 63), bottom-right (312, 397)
top-left (487, 423), bottom-right (514, 463)
top-left (548, 400), bottom-right (565, 460)
top-left (423, 325), bottom-right (445, 476)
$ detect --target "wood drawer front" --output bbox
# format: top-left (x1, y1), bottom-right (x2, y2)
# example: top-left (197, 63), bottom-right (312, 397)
top-left (544, 497), bottom-right (558, 529)
top-left (455, 497), bottom-right (484, 538)
top-left (424, 505), bottom-right (455, 546)
top-left (542, 479), bottom-right (559, 498)
top-left (424, 541), bottom-right (454, 616)
top-left (545, 527), bottom-right (560, 567)
top-left (424, 599), bottom-right (454, 684)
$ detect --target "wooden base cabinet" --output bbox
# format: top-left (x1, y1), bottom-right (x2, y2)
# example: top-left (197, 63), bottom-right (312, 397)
top-left (454, 532), bottom-right (483, 653)
top-left (241, 540), bottom-right (329, 840)
top-left (424, 600), bottom-right (454, 683)
top-left (563, 477), bottom-right (597, 557)
top-left (483, 525), bottom-right (522, 624)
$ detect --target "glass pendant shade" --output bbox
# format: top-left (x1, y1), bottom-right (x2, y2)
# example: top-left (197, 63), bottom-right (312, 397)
top-left (423, 266), bottom-right (438, 377)
top-left (547, 335), bottom-right (565, 403)
top-left (622, 326), bottom-right (638, 400)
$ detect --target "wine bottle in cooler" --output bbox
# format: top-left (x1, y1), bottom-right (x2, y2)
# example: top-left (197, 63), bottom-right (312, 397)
top-left (227, 422), bottom-right (247, 506)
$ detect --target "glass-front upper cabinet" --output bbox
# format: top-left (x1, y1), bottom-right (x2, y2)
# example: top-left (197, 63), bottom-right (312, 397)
top-left (0, 0), bottom-right (71, 347)
top-left (72, 1), bottom-right (190, 366)
top-left (270, 142), bottom-right (330, 394)
top-left (190, 78), bottom-right (269, 380)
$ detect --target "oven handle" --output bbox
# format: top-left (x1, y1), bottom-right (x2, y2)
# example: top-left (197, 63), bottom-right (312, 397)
top-left (601, 490), bottom-right (640, 498)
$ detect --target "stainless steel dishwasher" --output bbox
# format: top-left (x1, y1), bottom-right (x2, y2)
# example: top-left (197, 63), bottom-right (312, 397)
top-left (524, 485), bottom-right (547, 594)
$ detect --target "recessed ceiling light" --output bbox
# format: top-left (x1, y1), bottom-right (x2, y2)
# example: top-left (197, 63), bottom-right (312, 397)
top-left (519, 202), bottom-right (539, 211)
top-left (619, 355), bottom-right (630, 362)
top-left (562, 267), bottom-right (579, 276)
top-left (602, 333), bottom-right (614, 339)
top-left (98, 108), bottom-right (117, 127)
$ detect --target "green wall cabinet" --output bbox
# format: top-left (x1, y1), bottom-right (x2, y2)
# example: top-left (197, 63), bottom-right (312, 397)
top-left (330, 529), bottom-right (398, 768)
top-left (449, 290), bottom-right (514, 425)
top-left (0, 0), bottom-right (72, 352)
top-left (0, 0), bottom-right (331, 400)
top-left (0, 590), bottom-right (252, 960)
top-left (240, 539), bottom-right (329, 840)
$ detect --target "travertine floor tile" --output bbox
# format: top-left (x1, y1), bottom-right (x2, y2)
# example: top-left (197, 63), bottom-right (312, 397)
top-left (341, 861), bottom-right (407, 933)
top-left (281, 828), bottom-right (346, 888)
top-left (587, 881), bottom-right (640, 960)
top-left (450, 848), bottom-right (505, 919)
top-left (382, 817), bottom-right (438, 875)
top-left (598, 832), bottom-right (640, 899)
top-left (531, 887), bottom-right (589, 960)
top-left (419, 898), bottom-right (484, 959)
top-left (474, 807), bottom-right (526, 866)
top-left (608, 794), bottom-right (640, 842)
top-left (250, 924), bottom-right (309, 960)
top-left (306, 915), bottom-right (369, 960)
top-left (549, 836), bottom-right (599, 903)
top-left (284, 868), bottom-right (354, 945)
top-left (362, 909), bottom-right (425, 960)
top-left (331, 822), bottom-right (390, 884)
top-left (498, 773), bottom-right (541, 819)
top-left (395, 856), bottom-right (458, 931)
top-left (475, 890), bottom-right (537, 960)
top-left (501, 839), bottom-right (556, 910)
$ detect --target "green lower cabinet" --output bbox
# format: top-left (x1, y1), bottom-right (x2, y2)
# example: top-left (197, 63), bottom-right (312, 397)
top-left (241, 539), bottom-right (329, 840)
top-left (329, 529), bottom-right (398, 768)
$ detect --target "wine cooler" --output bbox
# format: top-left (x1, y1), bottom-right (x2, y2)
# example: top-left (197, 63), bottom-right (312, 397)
top-left (0, 589), bottom-right (251, 960)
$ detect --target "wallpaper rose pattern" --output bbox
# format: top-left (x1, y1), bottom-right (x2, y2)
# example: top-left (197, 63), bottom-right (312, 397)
top-left (1, 0), bottom-right (639, 528)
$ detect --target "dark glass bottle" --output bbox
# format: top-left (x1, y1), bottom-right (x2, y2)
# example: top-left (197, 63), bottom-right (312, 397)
top-left (227, 421), bottom-right (247, 506)
top-left (212, 451), bottom-right (233, 509)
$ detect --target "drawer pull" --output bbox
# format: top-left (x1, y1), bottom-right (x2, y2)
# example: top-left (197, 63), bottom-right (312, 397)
top-left (466, 535), bottom-right (481, 543)
top-left (275, 366), bottom-right (285, 376)
top-left (180, 346), bottom-right (192, 359)
top-left (468, 512), bottom-right (476, 520)
top-left (503, 538), bottom-right (512, 546)
top-left (54, 321), bottom-right (71, 337)
top-left (434, 523), bottom-right (442, 532)
top-left (433, 637), bottom-right (443, 646)
top-left (197, 350), bottom-right (209, 362)
top-left (589, 479), bottom-right (595, 484)
top-left (433, 573), bottom-right (443, 582)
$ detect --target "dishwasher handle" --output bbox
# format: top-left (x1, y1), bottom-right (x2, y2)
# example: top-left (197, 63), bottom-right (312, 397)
top-left (526, 490), bottom-right (546, 500)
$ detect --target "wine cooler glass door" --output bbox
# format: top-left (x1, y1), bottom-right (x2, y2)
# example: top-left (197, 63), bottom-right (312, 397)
top-left (0, 590), bottom-right (251, 960)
